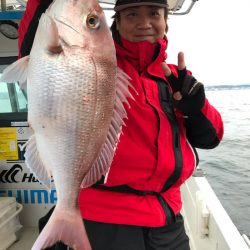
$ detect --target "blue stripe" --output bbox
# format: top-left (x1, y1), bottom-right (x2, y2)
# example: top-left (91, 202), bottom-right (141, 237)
top-left (0, 11), bottom-right (24, 20)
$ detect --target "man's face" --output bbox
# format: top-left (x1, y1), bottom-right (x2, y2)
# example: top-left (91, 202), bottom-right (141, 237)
top-left (116, 5), bottom-right (167, 43)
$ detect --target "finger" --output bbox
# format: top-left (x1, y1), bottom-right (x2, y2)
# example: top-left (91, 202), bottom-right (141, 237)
top-left (161, 62), bottom-right (172, 77)
top-left (178, 52), bottom-right (186, 70)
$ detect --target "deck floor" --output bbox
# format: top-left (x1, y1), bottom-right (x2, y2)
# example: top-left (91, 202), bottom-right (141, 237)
top-left (8, 225), bottom-right (193, 250)
top-left (8, 227), bottom-right (38, 250)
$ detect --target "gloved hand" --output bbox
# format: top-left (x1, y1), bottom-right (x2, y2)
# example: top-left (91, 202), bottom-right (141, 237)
top-left (162, 52), bottom-right (205, 115)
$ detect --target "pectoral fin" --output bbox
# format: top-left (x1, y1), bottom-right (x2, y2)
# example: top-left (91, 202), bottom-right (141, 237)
top-left (24, 135), bottom-right (52, 189)
top-left (0, 56), bottom-right (29, 90)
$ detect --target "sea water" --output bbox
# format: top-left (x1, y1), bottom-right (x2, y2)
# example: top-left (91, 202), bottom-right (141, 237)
top-left (198, 85), bottom-right (250, 237)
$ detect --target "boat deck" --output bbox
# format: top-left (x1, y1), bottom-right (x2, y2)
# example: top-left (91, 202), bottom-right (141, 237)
top-left (8, 227), bottom-right (38, 250)
top-left (7, 225), bottom-right (194, 250)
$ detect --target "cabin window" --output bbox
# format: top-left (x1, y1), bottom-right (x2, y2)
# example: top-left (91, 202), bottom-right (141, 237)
top-left (0, 80), bottom-right (12, 113)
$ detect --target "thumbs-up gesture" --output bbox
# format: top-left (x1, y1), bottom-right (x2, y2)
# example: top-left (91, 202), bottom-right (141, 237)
top-left (162, 52), bottom-right (205, 115)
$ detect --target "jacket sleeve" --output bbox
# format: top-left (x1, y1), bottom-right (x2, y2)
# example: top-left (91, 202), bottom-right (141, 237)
top-left (18, 0), bottom-right (53, 58)
top-left (184, 99), bottom-right (224, 149)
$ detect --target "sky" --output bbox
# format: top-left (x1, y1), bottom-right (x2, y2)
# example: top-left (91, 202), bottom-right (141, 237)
top-left (166, 0), bottom-right (250, 85)
top-left (104, 0), bottom-right (250, 86)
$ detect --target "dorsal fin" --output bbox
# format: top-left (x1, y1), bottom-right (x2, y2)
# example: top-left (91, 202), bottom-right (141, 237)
top-left (81, 67), bottom-right (134, 188)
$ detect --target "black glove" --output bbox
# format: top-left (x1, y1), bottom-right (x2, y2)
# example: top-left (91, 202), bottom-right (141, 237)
top-left (166, 68), bottom-right (205, 115)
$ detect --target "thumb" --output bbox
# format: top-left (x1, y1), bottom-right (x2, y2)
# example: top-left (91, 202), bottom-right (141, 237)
top-left (178, 52), bottom-right (186, 70)
top-left (161, 62), bottom-right (172, 77)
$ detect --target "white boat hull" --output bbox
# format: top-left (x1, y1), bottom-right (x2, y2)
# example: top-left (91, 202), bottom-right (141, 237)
top-left (181, 173), bottom-right (250, 250)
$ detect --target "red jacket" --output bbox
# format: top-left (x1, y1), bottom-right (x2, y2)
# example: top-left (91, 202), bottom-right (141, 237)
top-left (78, 37), bottom-right (224, 227)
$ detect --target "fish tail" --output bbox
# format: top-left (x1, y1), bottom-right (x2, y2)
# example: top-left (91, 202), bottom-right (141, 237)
top-left (31, 206), bottom-right (92, 250)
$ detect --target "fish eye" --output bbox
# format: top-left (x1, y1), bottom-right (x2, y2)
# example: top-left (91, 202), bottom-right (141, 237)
top-left (86, 14), bottom-right (100, 29)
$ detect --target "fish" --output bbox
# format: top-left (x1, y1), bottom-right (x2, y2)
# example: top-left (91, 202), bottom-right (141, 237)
top-left (0, 0), bottom-right (133, 249)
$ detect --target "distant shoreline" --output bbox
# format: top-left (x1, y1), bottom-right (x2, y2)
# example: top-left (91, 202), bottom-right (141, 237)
top-left (205, 84), bottom-right (250, 90)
